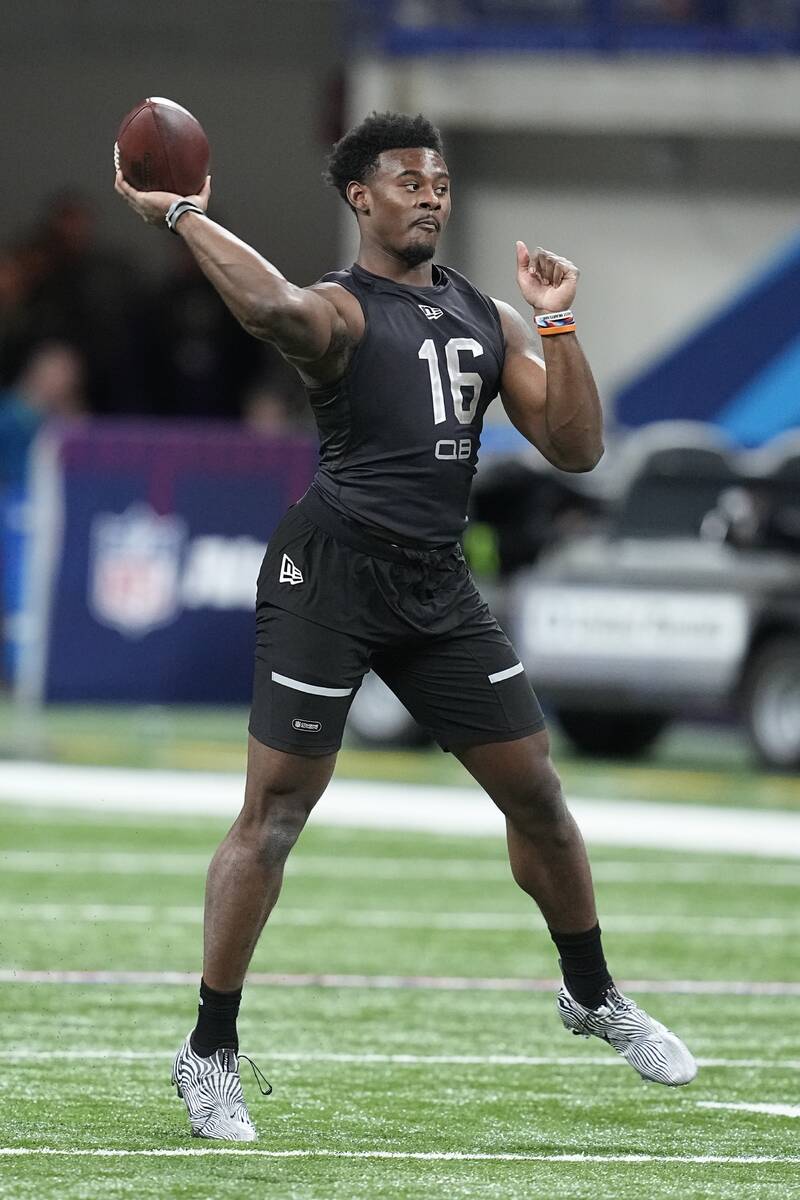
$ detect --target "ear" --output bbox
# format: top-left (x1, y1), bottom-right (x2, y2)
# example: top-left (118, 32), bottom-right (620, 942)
top-left (346, 179), bottom-right (370, 217)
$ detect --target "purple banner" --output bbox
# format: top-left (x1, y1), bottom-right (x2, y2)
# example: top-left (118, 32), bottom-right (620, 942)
top-left (24, 420), bottom-right (317, 703)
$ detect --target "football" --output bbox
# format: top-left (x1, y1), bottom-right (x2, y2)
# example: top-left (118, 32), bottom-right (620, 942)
top-left (114, 97), bottom-right (209, 195)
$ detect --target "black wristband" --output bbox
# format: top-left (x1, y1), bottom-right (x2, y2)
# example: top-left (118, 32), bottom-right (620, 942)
top-left (165, 199), bottom-right (205, 234)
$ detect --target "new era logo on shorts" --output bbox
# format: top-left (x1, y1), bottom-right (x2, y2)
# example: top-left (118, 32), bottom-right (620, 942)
top-left (279, 553), bottom-right (304, 585)
top-left (419, 304), bottom-right (443, 320)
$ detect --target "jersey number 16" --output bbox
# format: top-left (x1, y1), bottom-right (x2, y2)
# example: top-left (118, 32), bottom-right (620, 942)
top-left (418, 338), bottom-right (484, 426)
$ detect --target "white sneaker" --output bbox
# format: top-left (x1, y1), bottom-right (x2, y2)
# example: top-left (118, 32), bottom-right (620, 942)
top-left (172, 1034), bottom-right (265, 1140)
top-left (557, 985), bottom-right (698, 1086)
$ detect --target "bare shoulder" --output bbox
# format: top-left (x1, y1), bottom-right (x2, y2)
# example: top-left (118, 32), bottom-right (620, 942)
top-left (284, 281), bottom-right (364, 387)
top-left (491, 297), bottom-right (536, 351)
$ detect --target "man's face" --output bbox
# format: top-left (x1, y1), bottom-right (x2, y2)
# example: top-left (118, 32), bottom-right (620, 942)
top-left (356, 147), bottom-right (451, 267)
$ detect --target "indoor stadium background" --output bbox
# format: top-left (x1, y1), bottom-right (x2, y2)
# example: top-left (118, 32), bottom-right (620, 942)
top-left (1, 3), bottom-right (799, 1197)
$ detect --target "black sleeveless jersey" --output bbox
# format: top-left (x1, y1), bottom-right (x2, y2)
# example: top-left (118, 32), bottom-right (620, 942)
top-left (306, 262), bottom-right (506, 546)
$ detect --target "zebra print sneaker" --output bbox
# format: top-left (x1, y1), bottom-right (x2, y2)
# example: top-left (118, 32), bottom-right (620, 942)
top-left (557, 985), bottom-right (697, 1086)
top-left (172, 1034), bottom-right (270, 1140)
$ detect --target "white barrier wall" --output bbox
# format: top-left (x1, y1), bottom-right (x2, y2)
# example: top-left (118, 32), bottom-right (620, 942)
top-left (457, 179), bottom-right (800, 406)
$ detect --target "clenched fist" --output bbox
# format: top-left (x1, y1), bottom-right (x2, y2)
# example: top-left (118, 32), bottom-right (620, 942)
top-left (516, 242), bottom-right (579, 315)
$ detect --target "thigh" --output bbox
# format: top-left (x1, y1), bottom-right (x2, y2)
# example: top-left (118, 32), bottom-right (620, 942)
top-left (455, 729), bottom-right (567, 827)
top-left (374, 620), bottom-right (545, 753)
top-left (249, 604), bottom-right (370, 757)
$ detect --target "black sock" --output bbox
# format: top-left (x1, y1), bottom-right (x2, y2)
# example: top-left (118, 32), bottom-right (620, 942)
top-left (190, 978), bottom-right (242, 1057)
top-left (549, 923), bottom-right (613, 1010)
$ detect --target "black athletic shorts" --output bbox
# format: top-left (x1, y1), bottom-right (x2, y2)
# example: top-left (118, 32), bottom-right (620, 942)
top-left (248, 487), bottom-right (545, 757)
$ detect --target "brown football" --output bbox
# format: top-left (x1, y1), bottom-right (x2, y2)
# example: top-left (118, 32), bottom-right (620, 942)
top-left (114, 97), bottom-right (209, 195)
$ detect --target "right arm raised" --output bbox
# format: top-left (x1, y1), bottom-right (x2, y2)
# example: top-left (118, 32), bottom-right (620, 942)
top-left (114, 173), bottom-right (361, 378)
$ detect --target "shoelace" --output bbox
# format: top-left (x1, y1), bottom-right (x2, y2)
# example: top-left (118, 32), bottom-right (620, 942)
top-left (238, 1053), bottom-right (273, 1096)
top-left (565, 988), bottom-right (620, 1038)
top-left (585, 996), bottom-right (640, 1041)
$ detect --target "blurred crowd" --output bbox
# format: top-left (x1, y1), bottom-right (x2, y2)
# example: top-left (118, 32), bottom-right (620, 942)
top-left (0, 191), bottom-right (311, 476)
top-left (395, 1), bottom-right (800, 27)
top-left (619, 0), bottom-right (797, 23)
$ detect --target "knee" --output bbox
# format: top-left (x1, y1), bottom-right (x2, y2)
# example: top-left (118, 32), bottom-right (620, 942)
top-left (503, 755), bottom-right (571, 837)
top-left (234, 741), bottom-right (333, 867)
top-left (236, 788), bottom-right (315, 868)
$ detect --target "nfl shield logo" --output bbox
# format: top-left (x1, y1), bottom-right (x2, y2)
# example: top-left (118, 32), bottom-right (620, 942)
top-left (89, 504), bottom-right (187, 637)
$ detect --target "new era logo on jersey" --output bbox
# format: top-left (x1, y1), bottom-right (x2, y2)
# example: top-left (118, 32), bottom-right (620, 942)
top-left (279, 553), bottom-right (304, 585)
top-left (419, 304), bottom-right (443, 320)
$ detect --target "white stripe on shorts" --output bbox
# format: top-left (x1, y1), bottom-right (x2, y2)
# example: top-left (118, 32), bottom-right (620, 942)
top-left (271, 672), bottom-right (353, 698)
top-left (488, 662), bottom-right (524, 685)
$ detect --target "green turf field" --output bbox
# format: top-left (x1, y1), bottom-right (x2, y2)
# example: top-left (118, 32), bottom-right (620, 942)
top-left (1, 782), bottom-right (799, 1199)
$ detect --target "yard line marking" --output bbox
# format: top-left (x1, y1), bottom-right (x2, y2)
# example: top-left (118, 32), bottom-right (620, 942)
top-left (1, 1148), bottom-right (799, 1163)
top-left (2, 761), bottom-right (800, 857)
top-left (1, 901), bottom-right (798, 937)
top-left (2, 969), bottom-right (800, 996)
top-left (698, 1101), bottom-right (800, 1118)
top-left (0, 851), bottom-right (210, 875)
top-left (5, 1049), bottom-right (800, 1070)
top-left (2, 850), bottom-right (799, 887)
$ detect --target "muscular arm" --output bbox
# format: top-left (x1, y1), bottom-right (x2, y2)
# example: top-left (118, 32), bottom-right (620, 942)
top-left (114, 173), bottom-right (362, 381)
top-left (496, 300), bottom-right (603, 472)
top-left (494, 241), bottom-right (603, 473)
top-left (175, 213), bottom-right (354, 367)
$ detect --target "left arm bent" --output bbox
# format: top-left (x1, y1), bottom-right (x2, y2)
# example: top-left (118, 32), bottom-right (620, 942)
top-left (495, 243), bottom-right (603, 473)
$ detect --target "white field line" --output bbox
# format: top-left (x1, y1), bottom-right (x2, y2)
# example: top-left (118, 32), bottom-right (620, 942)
top-left (698, 1101), bottom-right (800, 1119)
top-left (4, 1048), bottom-right (800, 1071)
top-left (1, 901), bottom-right (797, 937)
top-left (2, 761), bottom-right (800, 858)
top-left (2, 849), bottom-right (799, 888)
top-left (1, 1148), bottom-right (799, 1164)
top-left (2, 969), bottom-right (800, 996)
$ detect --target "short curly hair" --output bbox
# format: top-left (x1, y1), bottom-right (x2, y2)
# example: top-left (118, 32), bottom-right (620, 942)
top-left (324, 111), bottom-right (444, 211)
